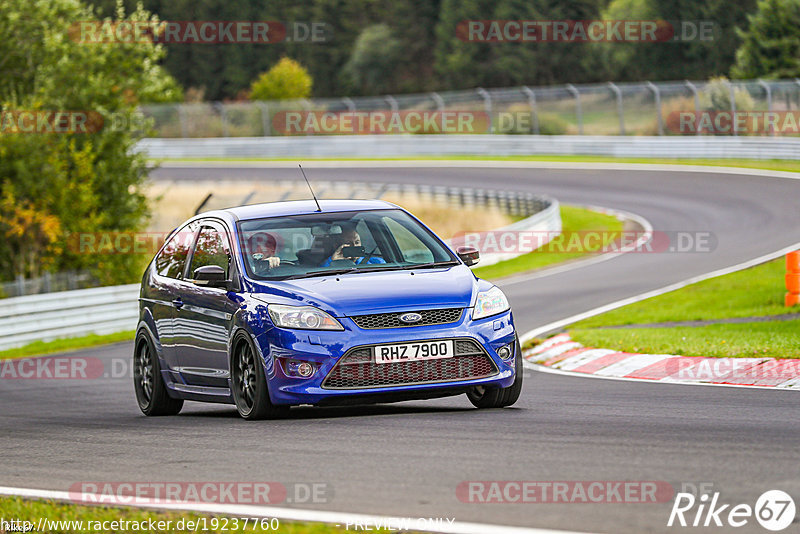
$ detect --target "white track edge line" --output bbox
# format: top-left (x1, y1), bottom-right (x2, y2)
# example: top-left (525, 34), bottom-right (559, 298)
top-left (0, 486), bottom-right (589, 534)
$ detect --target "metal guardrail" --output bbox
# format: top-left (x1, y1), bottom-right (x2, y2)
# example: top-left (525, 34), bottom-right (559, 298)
top-left (0, 284), bottom-right (139, 351)
top-left (0, 271), bottom-right (98, 299)
top-left (0, 186), bottom-right (557, 350)
top-left (137, 134), bottom-right (800, 160)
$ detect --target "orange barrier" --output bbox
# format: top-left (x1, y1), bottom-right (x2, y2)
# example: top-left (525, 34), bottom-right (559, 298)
top-left (786, 252), bottom-right (800, 306)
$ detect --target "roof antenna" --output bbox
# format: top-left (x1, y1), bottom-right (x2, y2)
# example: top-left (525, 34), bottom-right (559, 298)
top-left (299, 164), bottom-right (322, 212)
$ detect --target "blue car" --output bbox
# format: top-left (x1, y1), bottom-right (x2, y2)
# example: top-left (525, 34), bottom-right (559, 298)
top-left (134, 199), bottom-right (522, 419)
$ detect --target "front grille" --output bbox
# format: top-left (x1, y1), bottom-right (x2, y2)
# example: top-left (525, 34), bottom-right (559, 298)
top-left (321, 338), bottom-right (498, 389)
top-left (350, 308), bottom-right (463, 329)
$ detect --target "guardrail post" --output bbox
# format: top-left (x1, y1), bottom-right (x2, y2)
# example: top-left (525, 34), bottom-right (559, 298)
top-left (685, 81), bottom-right (701, 136)
top-left (566, 84), bottom-right (583, 135)
top-left (758, 79), bottom-right (774, 136)
top-left (608, 82), bottom-right (625, 135)
top-left (646, 81), bottom-right (664, 136)
top-left (216, 103), bottom-right (230, 137)
top-left (795, 79), bottom-right (800, 110)
top-left (430, 92), bottom-right (445, 112)
top-left (786, 251), bottom-right (800, 306)
top-left (725, 80), bottom-right (738, 137)
top-left (522, 86), bottom-right (539, 135)
top-left (257, 102), bottom-right (271, 136)
top-left (342, 97), bottom-right (356, 112)
top-left (385, 95), bottom-right (399, 112)
top-left (476, 88), bottom-right (493, 134)
top-left (301, 99), bottom-right (313, 136)
top-left (178, 105), bottom-right (189, 138)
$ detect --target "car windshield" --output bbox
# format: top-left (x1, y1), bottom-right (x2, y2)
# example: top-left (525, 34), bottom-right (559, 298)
top-left (237, 209), bottom-right (458, 280)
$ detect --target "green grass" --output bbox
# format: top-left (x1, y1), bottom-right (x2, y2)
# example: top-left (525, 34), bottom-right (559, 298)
top-left (572, 258), bottom-right (789, 328)
top-left (567, 257), bottom-right (800, 358)
top-left (571, 320), bottom-right (800, 359)
top-left (0, 496), bottom-right (349, 533)
top-left (473, 205), bottom-right (625, 280)
top-left (155, 155), bottom-right (800, 174)
top-left (0, 331), bottom-right (134, 360)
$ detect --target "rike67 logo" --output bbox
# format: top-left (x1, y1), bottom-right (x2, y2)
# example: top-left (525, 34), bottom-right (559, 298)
top-left (668, 490), bottom-right (796, 531)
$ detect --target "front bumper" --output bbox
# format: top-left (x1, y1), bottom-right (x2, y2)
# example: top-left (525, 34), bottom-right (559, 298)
top-left (253, 309), bottom-right (517, 406)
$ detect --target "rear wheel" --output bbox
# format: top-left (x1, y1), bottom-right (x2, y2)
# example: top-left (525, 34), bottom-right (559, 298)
top-left (134, 332), bottom-right (183, 416)
top-left (467, 337), bottom-right (523, 409)
top-left (231, 334), bottom-right (289, 420)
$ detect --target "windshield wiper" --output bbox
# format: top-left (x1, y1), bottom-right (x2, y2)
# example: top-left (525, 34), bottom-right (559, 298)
top-left (400, 261), bottom-right (460, 270)
top-left (283, 261), bottom-right (458, 280)
top-left (283, 268), bottom-right (358, 279)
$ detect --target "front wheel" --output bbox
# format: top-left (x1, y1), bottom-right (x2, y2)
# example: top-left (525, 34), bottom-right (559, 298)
top-left (133, 332), bottom-right (183, 416)
top-left (231, 334), bottom-right (289, 420)
top-left (467, 337), bottom-right (523, 409)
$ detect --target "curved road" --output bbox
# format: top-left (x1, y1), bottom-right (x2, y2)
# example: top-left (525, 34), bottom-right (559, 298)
top-left (3, 164), bottom-right (800, 533)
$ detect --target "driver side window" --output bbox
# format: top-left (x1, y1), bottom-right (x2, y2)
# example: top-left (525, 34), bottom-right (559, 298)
top-left (189, 225), bottom-right (231, 279)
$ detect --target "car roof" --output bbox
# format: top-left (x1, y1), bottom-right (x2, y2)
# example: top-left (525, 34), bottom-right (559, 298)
top-left (203, 199), bottom-right (400, 222)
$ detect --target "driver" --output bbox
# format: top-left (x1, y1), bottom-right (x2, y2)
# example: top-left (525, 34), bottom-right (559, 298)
top-left (247, 232), bottom-right (281, 270)
top-left (320, 227), bottom-right (385, 267)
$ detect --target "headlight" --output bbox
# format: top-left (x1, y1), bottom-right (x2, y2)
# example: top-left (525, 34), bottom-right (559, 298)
top-left (472, 286), bottom-right (510, 320)
top-left (268, 304), bottom-right (344, 331)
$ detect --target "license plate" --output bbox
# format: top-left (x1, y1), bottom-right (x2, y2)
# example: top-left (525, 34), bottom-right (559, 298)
top-left (374, 340), bottom-right (454, 364)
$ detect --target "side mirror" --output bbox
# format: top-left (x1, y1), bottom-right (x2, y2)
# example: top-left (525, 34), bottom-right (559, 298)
top-left (193, 265), bottom-right (230, 289)
top-left (457, 246), bottom-right (480, 266)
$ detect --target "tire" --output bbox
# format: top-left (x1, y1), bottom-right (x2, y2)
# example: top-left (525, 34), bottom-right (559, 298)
top-left (466, 336), bottom-right (524, 409)
top-left (231, 333), bottom-right (289, 420)
top-left (134, 332), bottom-right (184, 416)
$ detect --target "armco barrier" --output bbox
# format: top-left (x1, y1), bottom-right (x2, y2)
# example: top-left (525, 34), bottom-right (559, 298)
top-left (0, 284), bottom-right (139, 351)
top-left (136, 135), bottom-right (800, 160)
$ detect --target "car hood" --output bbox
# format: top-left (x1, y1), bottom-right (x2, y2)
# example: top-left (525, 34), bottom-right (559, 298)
top-left (248, 265), bottom-right (477, 317)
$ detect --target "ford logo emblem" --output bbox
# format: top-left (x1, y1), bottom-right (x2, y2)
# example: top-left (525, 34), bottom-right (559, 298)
top-left (399, 312), bottom-right (423, 324)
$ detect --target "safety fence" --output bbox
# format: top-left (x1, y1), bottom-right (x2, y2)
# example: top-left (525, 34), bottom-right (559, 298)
top-left (139, 78), bottom-right (800, 138)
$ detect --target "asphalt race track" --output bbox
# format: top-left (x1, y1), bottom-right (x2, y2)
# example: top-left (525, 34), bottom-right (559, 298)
top-left (3, 164), bottom-right (800, 533)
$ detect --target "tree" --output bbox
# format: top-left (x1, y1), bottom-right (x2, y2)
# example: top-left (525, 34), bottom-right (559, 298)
top-left (593, 0), bottom-right (758, 82)
top-left (0, 0), bottom-right (182, 283)
top-left (433, 0), bottom-right (602, 89)
top-left (250, 57), bottom-right (313, 101)
top-left (341, 25), bottom-right (402, 95)
top-left (732, 0), bottom-right (800, 78)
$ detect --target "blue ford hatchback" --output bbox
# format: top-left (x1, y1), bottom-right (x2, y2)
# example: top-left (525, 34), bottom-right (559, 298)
top-left (135, 200), bottom-right (522, 419)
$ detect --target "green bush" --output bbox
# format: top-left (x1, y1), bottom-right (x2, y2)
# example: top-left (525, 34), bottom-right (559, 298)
top-left (250, 58), bottom-right (312, 101)
top-left (701, 77), bottom-right (755, 112)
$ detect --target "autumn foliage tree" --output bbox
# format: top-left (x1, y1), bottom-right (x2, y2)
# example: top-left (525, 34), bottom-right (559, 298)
top-left (0, 0), bottom-right (182, 284)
